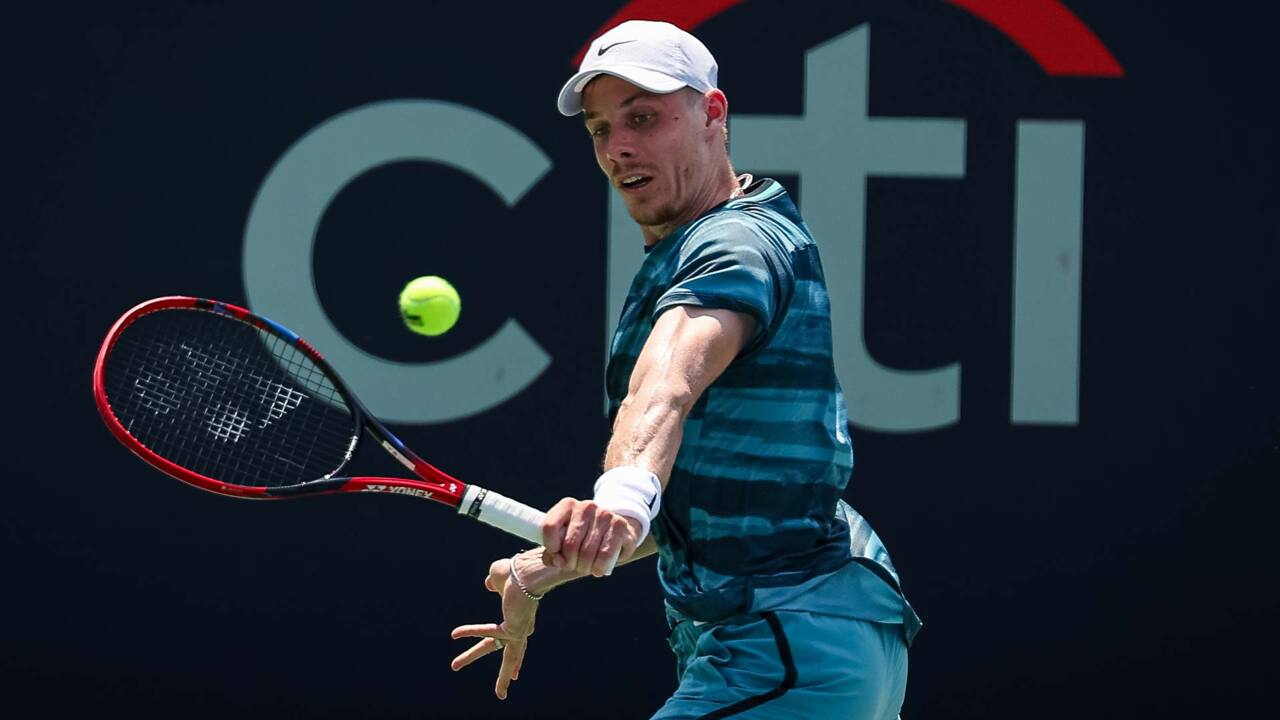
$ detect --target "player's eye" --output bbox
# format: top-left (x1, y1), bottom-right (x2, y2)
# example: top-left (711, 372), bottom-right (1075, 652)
top-left (630, 113), bottom-right (654, 128)
top-left (588, 124), bottom-right (609, 138)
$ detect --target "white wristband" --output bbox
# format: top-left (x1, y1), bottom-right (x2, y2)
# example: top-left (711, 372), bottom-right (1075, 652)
top-left (593, 466), bottom-right (662, 545)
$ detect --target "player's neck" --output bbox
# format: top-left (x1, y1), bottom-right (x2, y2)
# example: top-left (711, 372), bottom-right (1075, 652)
top-left (641, 168), bottom-right (742, 247)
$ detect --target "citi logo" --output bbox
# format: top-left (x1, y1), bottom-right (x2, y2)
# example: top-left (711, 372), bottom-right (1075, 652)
top-left (242, 2), bottom-right (1121, 431)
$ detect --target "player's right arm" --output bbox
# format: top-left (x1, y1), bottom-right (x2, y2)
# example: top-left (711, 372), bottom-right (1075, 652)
top-left (451, 303), bottom-right (751, 697)
top-left (541, 304), bottom-right (754, 576)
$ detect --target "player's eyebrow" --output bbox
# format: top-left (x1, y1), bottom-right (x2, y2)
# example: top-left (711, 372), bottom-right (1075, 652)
top-left (584, 91), bottom-right (649, 123)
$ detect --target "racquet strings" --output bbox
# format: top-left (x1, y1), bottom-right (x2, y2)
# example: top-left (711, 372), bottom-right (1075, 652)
top-left (102, 308), bottom-right (358, 488)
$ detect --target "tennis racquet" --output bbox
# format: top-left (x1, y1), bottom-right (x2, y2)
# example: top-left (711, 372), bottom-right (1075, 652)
top-left (92, 295), bottom-right (546, 544)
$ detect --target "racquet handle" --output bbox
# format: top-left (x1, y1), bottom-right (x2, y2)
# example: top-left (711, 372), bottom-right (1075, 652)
top-left (458, 485), bottom-right (546, 546)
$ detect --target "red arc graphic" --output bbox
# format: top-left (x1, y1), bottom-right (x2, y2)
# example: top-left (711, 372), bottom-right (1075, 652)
top-left (572, 0), bottom-right (1124, 77)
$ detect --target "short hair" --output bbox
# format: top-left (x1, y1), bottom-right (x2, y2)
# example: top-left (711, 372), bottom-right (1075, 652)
top-left (681, 87), bottom-right (729, 147)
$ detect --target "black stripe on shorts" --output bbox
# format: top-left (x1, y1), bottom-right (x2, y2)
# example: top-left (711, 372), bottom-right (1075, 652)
top-left (697, 612), bottom-right (798, 719)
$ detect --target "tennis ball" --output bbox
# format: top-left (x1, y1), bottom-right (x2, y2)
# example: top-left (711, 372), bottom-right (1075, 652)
top-left (399, 276), bottom-right (461, 336)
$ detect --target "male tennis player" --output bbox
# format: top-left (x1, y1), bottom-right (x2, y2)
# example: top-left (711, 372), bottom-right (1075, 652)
top-left (451, 21), bottom-right (920, 719)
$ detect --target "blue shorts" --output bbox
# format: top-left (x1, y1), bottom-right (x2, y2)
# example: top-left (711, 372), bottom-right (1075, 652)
top-left (652, 610), bottom-right (908, 720)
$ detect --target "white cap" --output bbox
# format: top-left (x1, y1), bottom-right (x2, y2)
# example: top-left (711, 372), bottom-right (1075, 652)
top-left (557, 20), bottom-right (718, 116)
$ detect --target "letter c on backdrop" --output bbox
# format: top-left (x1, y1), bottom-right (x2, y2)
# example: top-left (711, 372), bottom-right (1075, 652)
top-left (243, 99), bottom-right (553, 424)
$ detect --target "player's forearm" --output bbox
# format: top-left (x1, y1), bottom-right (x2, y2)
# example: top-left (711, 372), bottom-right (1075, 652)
top-left (603, 388), bottom-right (691, 485)
top-left (516, 535), bottom-right (657, 595)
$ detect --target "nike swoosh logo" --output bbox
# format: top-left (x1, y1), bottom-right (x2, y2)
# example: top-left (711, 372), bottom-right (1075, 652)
top-left (598, 40), bottom-right (636, 56)
top-left (647, 492), bottom-right (659, 513)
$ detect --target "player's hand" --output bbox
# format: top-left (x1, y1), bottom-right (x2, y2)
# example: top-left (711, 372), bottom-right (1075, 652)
top-left (540, 497), bottom-right (644, 577)
top-left (450, 556), bottom-right (539, 700)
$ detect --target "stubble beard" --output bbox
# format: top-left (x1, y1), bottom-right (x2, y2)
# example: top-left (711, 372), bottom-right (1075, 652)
top-left (623, 190), bottom-right (686, 233)
top-left (626, 202), bottom-right (678, 229)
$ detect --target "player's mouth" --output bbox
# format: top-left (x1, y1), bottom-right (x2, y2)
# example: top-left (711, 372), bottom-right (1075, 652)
top-left (618, 175), bottom-right (653, 192)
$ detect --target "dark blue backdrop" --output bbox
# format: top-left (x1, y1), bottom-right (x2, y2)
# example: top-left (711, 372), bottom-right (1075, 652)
top-left (8, 2), bottom-right (1277, 718)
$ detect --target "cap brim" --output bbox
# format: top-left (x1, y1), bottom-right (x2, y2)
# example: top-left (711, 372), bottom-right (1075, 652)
top-left (556, 66), bottom-right (688, 116)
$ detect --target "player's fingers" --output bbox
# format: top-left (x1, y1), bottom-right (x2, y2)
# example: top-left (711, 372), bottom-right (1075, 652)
top-left (602, 544), bottom-right (624, 576)
top-left (574, 512), bottom-right (608, 575)
top-left (592, 540), bottom-right (624, 578)
top-left (484, 558), bottom-right (509, 593)
top-left (495, 640), bottom-right (525, 700)
top-left (596, 513), bottom-right (636, 576)
top-left (560, 501), bottom-right (596, 571)
top-left (450, 623), bottom-right (503, 640)
top-left (618, 515), bottom-right (642, 560)
top-left (512, 642), bottom-right (527, 682)
top-left (511, 637), bottom-right (528, 681)
top-left (591, 514), bottom-right (626, 577)
top-left (450, 637), bottom-right (503, 671)
top-left (541, 498), bottom-right (575, 567)
top-left (541, 545), bottom-right (566, 569)
top-left (544, 524), bottom-right (569, 569)
top-left (541, 498), bottom-right (574, 554)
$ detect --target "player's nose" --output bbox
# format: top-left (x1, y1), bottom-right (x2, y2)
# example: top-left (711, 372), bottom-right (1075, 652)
top-left (605, 131), bottom-right (636, 163)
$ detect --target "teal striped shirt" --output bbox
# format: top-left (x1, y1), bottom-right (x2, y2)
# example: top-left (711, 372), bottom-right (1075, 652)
top-left (607, 178), bottom-right (919, 640)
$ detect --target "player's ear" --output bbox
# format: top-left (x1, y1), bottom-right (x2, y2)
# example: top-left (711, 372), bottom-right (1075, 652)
top-left (703, 89), bottom-right (728, 130)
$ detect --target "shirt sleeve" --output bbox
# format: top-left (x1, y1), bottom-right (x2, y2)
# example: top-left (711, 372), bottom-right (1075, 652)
top-left (653, 215), bottom-right (793, 349)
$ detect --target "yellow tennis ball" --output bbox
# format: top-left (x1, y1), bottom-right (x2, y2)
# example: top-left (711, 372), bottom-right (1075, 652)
top-left (399, 276), bottom-right (461, 336)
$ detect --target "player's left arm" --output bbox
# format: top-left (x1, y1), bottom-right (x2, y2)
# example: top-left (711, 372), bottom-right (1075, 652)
top-left (541, 304), bottom-right (756, 576)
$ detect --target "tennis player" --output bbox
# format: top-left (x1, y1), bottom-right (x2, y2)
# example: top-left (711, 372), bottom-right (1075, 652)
top-left (451, 21), bottom-right (920, 719)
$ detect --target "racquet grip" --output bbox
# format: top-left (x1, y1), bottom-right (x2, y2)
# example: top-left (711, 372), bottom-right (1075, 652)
top-left (458, 485), bottom-right (546, 545)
